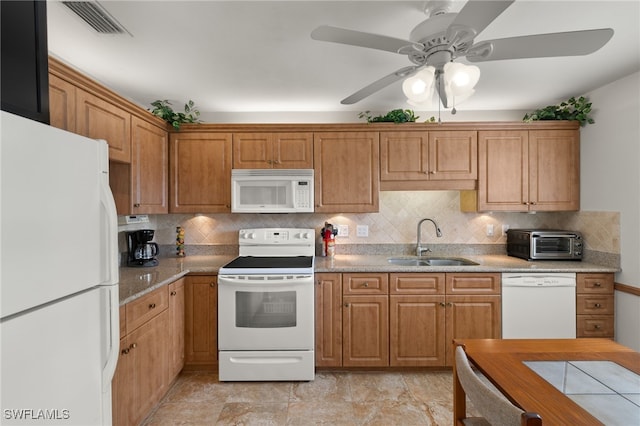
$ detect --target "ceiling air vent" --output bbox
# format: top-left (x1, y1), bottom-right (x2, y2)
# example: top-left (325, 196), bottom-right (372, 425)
top-left (62, 1), bottom-right (130, 35)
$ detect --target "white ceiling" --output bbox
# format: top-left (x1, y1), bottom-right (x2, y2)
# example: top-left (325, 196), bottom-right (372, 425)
top-left (46, 1), bottom-right (640, 121)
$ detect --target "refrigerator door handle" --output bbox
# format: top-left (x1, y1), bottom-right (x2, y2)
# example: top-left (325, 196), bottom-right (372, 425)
top-left (102, 285), bottom-right (120, 392)
top-left (98, 139), bottom-right (120, 287)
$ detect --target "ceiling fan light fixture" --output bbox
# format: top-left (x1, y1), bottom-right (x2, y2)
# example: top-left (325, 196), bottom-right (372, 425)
top-left (443, 62), bottom-right (480, 97)
top-left (402, 66), bottom-right (435, 102)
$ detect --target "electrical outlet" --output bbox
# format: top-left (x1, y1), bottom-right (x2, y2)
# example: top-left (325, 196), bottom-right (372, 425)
top-left (337, 225), bottom-right (349, 237)
top-left (486, 224), bottom-right (494, 237)
top-left (502, 224), bottom-right (510, 236)
top-left (356, 225), bottom-right (369, 237)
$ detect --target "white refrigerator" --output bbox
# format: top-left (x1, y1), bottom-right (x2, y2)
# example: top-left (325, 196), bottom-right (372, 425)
top-left (0, 111), bottom-right (120, 425)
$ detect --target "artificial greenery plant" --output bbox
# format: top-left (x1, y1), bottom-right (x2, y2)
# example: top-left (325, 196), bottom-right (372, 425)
top-left (523, 96), bottom-right (594, 127)
top-left (359, 109), bottom-right (419, 123)
top-left (149, 99), bottom-right (201, 130)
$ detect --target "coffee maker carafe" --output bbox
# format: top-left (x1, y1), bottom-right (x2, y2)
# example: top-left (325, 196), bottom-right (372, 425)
top-left (126, 229), bottom-right (159, 267)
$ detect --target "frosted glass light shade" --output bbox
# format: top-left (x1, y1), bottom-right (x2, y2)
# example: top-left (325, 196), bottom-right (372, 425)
top-left (402, 66), bottom-right (435, 102)
top-left (443, 62), bottom-right (480, 97)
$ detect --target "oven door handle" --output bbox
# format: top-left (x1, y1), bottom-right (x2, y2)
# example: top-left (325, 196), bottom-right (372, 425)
top-left (218, 275), bottom-right (313, 287)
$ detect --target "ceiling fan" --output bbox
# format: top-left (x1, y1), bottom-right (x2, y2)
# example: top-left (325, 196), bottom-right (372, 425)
top-left (311, 0), bottom-right (614, 108)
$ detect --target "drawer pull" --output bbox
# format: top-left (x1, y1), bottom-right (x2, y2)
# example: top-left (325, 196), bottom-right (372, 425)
top-left (594, 303), bottom-right (602, 308)
top-left (593, 282), bottom-right (602, 287)
top-left (363, 282), bottom-right (369, 288)
top-left (594, 324), bottom-right (601, 330)
top-left (148, 303), bottom-right (156, 309)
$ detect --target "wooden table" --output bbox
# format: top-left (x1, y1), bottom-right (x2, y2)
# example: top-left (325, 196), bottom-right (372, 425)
top-left (453, 339), bottom-right (640, 426)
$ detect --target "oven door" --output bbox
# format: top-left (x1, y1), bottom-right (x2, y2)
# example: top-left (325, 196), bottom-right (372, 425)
top-left (218, 274), bottom-right (314, 350)
top-left (531, 236), bottom-right (575, 259)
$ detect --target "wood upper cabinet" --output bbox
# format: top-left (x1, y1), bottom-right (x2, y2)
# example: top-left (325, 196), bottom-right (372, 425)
top-left (48, 74), bottom-right (76, 132)
top-left (233, 132), bottom-right (313, 169)
top-left (315, 273), bottom-right (343, 367)
top-left (169, 133), bottom-right (232, 213)
top-left (184, 275), bottom-right (218, 367)
top-left (474, 129), bottom-right (579, 212)
top-left (314, 132), bottom-right (380, 213)
top-left (75, 89), bottom-right (131, 163)
top-left (111, 117), bottom-right (168, 215)
top-left (380, 130), bottom-right (477, 190)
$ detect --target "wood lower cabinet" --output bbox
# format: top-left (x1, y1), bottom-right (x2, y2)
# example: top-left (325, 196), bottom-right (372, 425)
top-left (169, 133), bottom-right (232, 213)
top-left (233, 132), bottom-right (313, 169)
top-left (314, 132), bottom-right (380, 213)
top-left (113, 286), bottom-right (170, 426)
top-left (169, 278), bottom-right (185, 379)
top-left (380, 130), bottom-right (477, 191)
top-left (342, 273), bottom-right (389, 367)
top-left (472, 129), bottom-right (580, 212)
top-left (576, 273), bottom-right (614, 338)
top-left (315, 273), bottom-right (343, 367)
top-left (184, 275), bottom-right (218, 368)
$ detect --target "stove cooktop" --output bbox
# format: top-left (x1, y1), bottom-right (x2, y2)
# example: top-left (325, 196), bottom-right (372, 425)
top-left (218, 256), bottom-right (314, 275)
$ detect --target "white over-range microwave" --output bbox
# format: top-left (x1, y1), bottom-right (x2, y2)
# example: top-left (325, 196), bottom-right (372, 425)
top-left (231, 169), bottom-right (314, 213)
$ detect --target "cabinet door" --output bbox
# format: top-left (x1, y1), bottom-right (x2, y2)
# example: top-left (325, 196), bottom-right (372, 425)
top-left (130, 117), bottom-right (168, 214)
top-left (184, 276), bottom-right (218, 367)
top-left (76, 89), bottom-right (131, 163)
top-left (170, 133), bottom-right (232, 213)
top-left (273, 132), bottom-right (313, 168)
top-left (233, 133), bottom-right (272, 168)
top-left (314, 132), bottom-right (379, 213)
top-left (478, 130), bottom-right (529, 211)
top-left (380, 131), bottom-right (429, 181)
top-left (48, 74), bottom-right (76, 132)
top-left (169, 278), bottom-right (185, 380)
top-left (444, 295), bottom-right (501, 366)
top-left (111, 337), bottom-right (134, 426)
top-left (315, 273), bottom-right (342, 367)
top-left (428, 131), bottom-right (477, 180)
top-left (529, 130), bottom-right (579, 211)
top-left (390, 295), bottom-right (445, 366)
top-left (342, 295), bottom-right (388, 367)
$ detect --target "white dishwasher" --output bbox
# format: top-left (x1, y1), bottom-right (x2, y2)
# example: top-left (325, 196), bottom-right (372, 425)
top-left (502, 273), bottom-right (576, 338)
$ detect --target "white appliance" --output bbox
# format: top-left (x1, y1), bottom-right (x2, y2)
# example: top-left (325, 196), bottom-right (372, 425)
top-left (502, 273), bottom-right (577, 339)
top-left (231, 169), bottom-right (314, 213)
top-left (218, 228), bottom-right (315, 381)
top-left (0, 111), bottom-right (119, 425)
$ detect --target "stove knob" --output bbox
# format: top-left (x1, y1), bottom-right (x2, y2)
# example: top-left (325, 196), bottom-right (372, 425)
top-left (301, 232), bottom-right (311, 239)
top-left (241, 232), bottom-right (256, 239)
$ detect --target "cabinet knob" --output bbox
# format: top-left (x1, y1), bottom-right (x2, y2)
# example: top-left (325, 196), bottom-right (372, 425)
top-left (594, 303), bottom-right (602, 308)
top-left (593, 282), bottom-right (602, 287)
top-left (439, 302), bottom-right (446, 307)
top-left (210, 282), bottom-right (215, 287)
top-left (121, 348), bottom-right (130, 355)
top-left (344, 303), bottom-right (350, 308)
top-left (363, 282), bottom-right (369, 288)
top-left (446, 302), bottom-right (453, 307)
top-left (133, 203), bottom-right (141, 207)
top-left (170, 290), bottom-right (177, 296)
top-left (594, 324), bottom-right (601, 330)
top-left (430, 171), bottom-right (436, 175)
top-left (148, 303), bottom-right (156, 309)
top-left (274, 160), bottom-right (280, 165)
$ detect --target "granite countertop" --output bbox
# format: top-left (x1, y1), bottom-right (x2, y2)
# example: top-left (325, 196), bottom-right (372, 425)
top-left (118, 254), bottom-right (618, 305)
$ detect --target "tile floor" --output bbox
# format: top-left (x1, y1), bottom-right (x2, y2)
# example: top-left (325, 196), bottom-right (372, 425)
top-left (142, 370), bottom-right (464, 425)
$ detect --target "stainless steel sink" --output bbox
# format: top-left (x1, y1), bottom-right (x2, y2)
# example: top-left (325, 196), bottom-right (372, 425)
top-left (387, 257), bottom-right (478, 266)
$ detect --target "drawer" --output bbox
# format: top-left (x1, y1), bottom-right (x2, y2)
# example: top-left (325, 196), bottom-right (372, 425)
top-left (577, 315), bottom-right (614, 338)
top-left (576, 295), bottom-right (614, 315)
top-left (577, 273), bottom-right (614, 294)
top-left (446, 273), bottom-right (501, 295)
top-left (390, 273), bottom-right (445, 295)
top-left (343, 273), bottom-right (388, 295)
top-left (125, 286), bottom-right (169, 334)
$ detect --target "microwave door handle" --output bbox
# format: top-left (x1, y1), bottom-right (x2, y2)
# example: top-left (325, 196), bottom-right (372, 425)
top-left (533, 234), bottom-right (579, 238)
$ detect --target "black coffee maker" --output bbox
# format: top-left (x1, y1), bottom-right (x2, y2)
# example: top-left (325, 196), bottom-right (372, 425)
top-left (126, 229), bottom-right (159, 267)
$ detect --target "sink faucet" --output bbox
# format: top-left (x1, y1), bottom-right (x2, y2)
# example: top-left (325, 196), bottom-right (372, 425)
top-left (416, 218), bottom-right (442, 256)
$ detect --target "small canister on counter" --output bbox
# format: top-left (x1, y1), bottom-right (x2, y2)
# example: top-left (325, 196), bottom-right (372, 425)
top-left (321, 222), bottom-right (337, 257)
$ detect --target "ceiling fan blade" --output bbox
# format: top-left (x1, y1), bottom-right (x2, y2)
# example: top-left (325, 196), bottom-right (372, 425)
top-left (466, 28), bottom-right (614, 62)
top-left (311, 25), bottom-right (416, 54)
top-left (447, 0), bottom-right (515, 43)
top-left (341, 66), bottom-right (419, 104)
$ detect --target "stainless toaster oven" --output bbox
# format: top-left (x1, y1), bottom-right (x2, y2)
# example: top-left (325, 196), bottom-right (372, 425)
top-left (506, 229), bottom-right (583, 260)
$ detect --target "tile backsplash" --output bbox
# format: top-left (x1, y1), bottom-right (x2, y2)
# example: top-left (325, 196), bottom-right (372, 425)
top-left (135, 191), bottom-right (619, 255)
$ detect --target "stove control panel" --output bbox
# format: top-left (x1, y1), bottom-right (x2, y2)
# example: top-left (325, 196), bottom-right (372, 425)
top-left (239, 228), bottom-right (315, 244)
